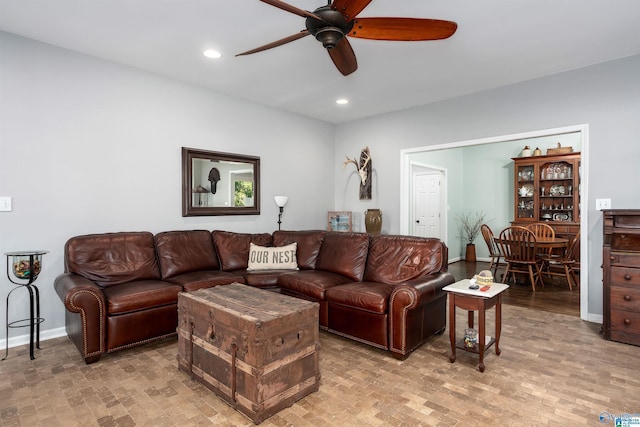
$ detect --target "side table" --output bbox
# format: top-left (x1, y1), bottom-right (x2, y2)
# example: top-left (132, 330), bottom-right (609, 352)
top-left (3, 250), bottom-right (48, 360)
top-left (443, 279), bottom-right (509, 372)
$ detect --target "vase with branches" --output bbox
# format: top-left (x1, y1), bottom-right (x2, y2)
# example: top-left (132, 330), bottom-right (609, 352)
top-left (454, 211), bottom-right (487, 262)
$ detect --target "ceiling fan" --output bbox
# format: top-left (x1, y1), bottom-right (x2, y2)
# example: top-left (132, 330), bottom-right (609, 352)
top-left (236, 0), bottom-right (458, 76)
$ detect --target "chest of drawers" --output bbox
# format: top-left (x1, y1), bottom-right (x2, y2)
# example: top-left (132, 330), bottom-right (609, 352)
top-left (603, 210), bottom-right (640, 346)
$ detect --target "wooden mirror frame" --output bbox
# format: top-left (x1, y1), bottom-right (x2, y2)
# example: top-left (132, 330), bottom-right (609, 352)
top-left (182, 147), bottom-right (261, 217)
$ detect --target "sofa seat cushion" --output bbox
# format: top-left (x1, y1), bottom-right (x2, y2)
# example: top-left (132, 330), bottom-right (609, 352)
top-left (242, 270), bottom-right (294, 288)
top-left (164, 271), bottom-right (245, 292)
top-left (103, 280), bottom-right (182, 315)
top-left (325, 282), bottom-right (396, 314)
top-left (155, 230), bottom-right (220, 279)
top-left (278, 270), bottom-right (353, 300)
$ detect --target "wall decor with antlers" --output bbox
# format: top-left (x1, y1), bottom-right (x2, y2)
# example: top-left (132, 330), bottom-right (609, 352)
top-left (343, 146), bottom-right (372, 200)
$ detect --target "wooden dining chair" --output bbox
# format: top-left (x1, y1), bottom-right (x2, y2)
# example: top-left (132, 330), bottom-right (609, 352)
top-left (526, 222), bottom-right (556, 268)
top-left (481, 224), bottom-right (503, 278)
top-left (526, 222), bottom-right (555, 239)
top-left (526, 223), bottom-right (555, 250)
top-left (498, 226), bottom-right (544, 291)
top-left (545, 231), bottom-right (580, 290)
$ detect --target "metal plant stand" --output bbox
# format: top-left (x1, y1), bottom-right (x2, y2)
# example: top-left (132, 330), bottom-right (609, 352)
top-left (3, 250), bottom-right (48, 360)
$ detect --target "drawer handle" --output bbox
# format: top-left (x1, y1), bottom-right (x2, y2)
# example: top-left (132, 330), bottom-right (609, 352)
top-left (624, 274), bottom-right (632, 281)
top-left (610, 256), bottom-right (616, 261)
top-left (624, 295), bottom-right (632, 302)
top-left (624, 319), bottom-right (631, 326)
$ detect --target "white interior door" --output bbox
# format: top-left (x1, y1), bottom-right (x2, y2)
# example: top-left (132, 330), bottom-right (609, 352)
top-left (413, 172), bottom-right (442, 238)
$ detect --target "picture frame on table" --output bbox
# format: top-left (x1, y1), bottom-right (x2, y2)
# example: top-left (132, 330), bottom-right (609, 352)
top-left (327, 211), bottom-right (352, 232)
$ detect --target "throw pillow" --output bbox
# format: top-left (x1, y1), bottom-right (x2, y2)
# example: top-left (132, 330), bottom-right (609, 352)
top-left (247, 242), bottom-right (299, 271)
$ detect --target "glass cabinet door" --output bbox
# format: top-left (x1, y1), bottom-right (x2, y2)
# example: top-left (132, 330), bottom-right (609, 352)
top-left (539, 161), bottom-right (574, 222)
top-left (516, 164), bottom-right (535, 220)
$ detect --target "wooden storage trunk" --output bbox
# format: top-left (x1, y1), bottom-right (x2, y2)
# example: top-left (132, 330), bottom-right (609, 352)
top-left (177, 283), bottom-right (320, 424)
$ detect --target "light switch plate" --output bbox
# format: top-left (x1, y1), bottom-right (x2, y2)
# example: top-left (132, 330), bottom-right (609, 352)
top-left (596, 198), bottom-right (611, 210)
top-left (0, 196), bottom-right (11, 212)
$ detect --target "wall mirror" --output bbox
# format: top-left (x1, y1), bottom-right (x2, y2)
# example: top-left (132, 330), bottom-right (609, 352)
top-left (182, 147), bottom-right (260, 216)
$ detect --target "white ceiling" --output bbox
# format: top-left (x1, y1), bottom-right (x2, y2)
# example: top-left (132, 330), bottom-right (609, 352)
top-left (1, 0), bottom-right (639, 124)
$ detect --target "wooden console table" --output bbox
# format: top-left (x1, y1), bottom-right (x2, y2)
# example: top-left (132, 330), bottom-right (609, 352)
top-left (444, 279), bottom-right (509, 372)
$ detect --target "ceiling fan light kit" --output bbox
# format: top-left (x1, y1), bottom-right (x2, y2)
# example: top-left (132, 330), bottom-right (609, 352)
top-left (239, 0), bottom-right (457, 76)
top-left (305, 6), bottom-right (353, 49)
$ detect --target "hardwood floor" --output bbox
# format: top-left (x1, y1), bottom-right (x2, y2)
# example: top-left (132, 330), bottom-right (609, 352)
top-left (448, 260), bottom-right (580, 317)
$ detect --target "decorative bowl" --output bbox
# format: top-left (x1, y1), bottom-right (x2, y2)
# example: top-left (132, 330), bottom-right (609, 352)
top-left (473, 270), bottom-right (494, 286)
top-left (12, 258), bottom-right (42, 280)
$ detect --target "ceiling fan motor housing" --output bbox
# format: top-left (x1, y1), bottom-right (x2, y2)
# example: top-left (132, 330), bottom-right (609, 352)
top-left (305, 6), bottom-right (353, 49)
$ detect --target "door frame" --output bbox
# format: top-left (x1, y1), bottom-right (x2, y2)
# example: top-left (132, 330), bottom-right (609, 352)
top-left (410, 163), bottom-right (447, 241)
top-left (399, 124), bottom-right (590, 321)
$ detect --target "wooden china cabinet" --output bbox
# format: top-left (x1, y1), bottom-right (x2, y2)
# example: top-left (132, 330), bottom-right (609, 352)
top-left (511, 152), bottom-right (581, 240)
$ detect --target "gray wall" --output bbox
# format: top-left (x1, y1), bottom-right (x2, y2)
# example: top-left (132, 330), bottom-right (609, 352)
top-left (334, 53), bottom-right (640, 321)
top-left (0, 32), bottom-right (335, 343)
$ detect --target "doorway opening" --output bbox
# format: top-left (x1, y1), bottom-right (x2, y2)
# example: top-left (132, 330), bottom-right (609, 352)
top-left (399, 124), bottom-right (589, 320)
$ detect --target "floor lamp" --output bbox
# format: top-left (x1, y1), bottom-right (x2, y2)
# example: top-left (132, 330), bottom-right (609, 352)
top-left (274, 196), bottom-right (289, 230)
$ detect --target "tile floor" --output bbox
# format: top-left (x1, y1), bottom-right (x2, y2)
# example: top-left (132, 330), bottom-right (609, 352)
top-left (1, 304), bottom-right (638, 426)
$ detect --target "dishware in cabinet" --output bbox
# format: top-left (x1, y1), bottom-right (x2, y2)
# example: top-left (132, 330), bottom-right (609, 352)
top-left (515, 164), bottom-right (536, 220)
top-left (512, 152), bottom-right (580, 229)
top-left (539, 158), bottom-right (579, 224)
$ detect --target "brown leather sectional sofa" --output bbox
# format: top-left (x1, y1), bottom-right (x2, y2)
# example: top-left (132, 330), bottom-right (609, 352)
top-left (54, 229), bottom-right (454, 364)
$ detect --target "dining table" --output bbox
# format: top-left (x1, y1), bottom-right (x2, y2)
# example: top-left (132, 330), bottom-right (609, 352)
top-left (494, 235), bottom-right (569, 250)
top-left (493, 235), bottom-right (570, 286)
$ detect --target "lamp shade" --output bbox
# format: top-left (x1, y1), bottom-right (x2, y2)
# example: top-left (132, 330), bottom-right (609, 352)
top-left (274, 196), bottom-right (289, 208)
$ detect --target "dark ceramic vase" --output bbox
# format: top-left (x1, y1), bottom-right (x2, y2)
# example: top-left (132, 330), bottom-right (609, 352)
top-left (465, 243), bottom-right (477, 262)
top-left (364, 209), bottom-right (382, 235)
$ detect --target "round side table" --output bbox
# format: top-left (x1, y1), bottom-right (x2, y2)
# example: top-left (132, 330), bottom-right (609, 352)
top-left (3, 250), bottom-right (48, 360)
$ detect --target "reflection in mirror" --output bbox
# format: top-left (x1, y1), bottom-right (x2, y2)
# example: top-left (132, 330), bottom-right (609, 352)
top-left (182, 147), bottom-right (260, 216)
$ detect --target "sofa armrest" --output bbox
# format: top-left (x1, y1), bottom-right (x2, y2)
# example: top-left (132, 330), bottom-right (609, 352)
top-left (390, 272), bottom-right (454, 308)
top-left (54, 273), bottom-right (107, 362)
top-left (388, 272), bottom-right (455, 358)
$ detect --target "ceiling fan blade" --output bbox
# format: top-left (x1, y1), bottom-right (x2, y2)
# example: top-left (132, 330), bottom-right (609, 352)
top-left (236, 30), bottom-right (310, 56)
top-left (348, 17), bottom-right (457, 41)
top-left (328, 37), bottom-right (358, 76)
top-left (331, 0), bottom-right (373, 21)
top-left (260, 0), bottom-right (324, 21)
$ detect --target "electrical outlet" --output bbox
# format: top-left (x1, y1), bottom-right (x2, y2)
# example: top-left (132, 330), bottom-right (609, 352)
top-left (596, 198), bottom-right (611, 210)
top-left (0, 196), bottom-right (12, 212)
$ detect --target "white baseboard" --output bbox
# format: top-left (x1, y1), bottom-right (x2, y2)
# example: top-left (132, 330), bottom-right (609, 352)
top-left (587, 314), bottom-right (604, 324)
top-left (0, 327), bottom-right (67, 351)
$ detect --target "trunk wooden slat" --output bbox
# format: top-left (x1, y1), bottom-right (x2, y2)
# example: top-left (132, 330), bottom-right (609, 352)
top-left (177, 283), bottom-right (320, 424)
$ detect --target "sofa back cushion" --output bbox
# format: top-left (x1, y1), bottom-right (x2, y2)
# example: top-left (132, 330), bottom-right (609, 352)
top-left (65, 232), bottom-right (161, 287)
top-left (212, 231), bottom-right (272, 271)
top-left (315, 232), bottom-right (369, 281)
top-left (155, 230), bottom-right (219, 279)
top-left (364, 235), bottom-right (447, 284)
top-left (272, 230), bottom-right (326, 269)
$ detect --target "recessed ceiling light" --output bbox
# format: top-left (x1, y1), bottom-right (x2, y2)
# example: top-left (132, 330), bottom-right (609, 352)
top-left (336, 98), bottom-right (349, 105)
top-left (203, 49), bottom-right (222, 59)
